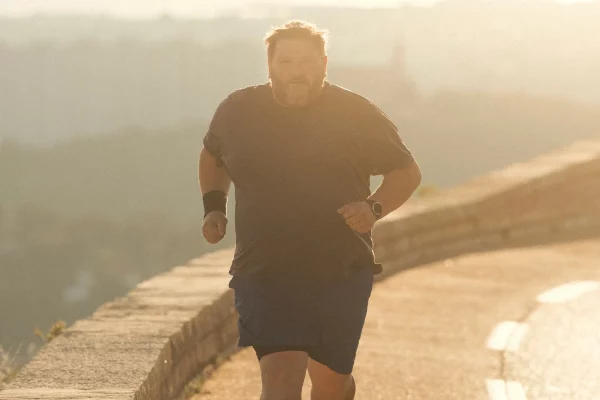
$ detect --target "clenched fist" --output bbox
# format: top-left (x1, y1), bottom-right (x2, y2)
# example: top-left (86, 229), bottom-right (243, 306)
top-left (337, 201), bottom-right (377, 234)
top-left (203, 211), bottom-right (228, 244)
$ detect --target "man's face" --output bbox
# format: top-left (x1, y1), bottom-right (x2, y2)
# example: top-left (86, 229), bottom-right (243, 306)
top-left (268, 38), bottom-right (328, 108)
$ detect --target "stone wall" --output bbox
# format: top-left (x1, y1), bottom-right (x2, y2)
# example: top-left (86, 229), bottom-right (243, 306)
top-left (372, 138), bottom-right (600, 280)
top-left (1, 138), bottom-right (599, 400)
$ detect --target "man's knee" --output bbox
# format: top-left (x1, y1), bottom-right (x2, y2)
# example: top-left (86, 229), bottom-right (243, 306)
top-left (259, 350), bottom-right (308, 400)
top-left (310, 374), bottom-right (355, 400)
top-left (345, 375), bottom-right (356, 400)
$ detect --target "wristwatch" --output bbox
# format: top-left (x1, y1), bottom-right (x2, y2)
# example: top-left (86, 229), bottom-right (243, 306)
top-left (365, 199), bottom-right (383, 220)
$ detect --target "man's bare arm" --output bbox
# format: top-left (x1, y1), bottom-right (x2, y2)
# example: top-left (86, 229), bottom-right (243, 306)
top-left (369, 159), bottom-right (422, 219)
top-left (199, 147), bottom-right (231, 195)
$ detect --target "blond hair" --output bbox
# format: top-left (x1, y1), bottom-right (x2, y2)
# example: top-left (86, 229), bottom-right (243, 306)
top-left (264, 20), bottom-right (329, 61)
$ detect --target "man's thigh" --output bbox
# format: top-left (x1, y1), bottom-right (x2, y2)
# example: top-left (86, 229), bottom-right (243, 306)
top-left (259, 350), bottom-right (309, 399)
top-left (231, 275), bottom-right (321, 348)
top-left (308, 266), bottom-right (374, 375)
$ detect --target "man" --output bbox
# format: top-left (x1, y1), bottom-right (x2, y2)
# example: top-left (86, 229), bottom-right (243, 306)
top-left (199, 20), bottom-right (421, 400)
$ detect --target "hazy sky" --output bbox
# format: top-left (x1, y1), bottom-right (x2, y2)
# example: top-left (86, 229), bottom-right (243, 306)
top-left (0, 0), bottom-right (594, 18)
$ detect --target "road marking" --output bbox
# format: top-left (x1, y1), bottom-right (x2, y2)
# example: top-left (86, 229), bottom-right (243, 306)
top-left (506, 323), bottom-right (528, 352)
top-left (485, 281), bottom-right (599, 399)
top-left (536, 281), bottom-right (600, 304)
top-left (486, 379), bottom-right (508, 400)
top-left (487, 321), bottom-right (528, 352)
top-left (506, 380), bottom-right (527, 400)
top-left (486, 379), bottom-right (528, 400)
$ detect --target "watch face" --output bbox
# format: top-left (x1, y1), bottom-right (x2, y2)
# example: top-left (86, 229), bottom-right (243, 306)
top-left (371, 201), bottom-right (383, 216)
top-left (372, 201), bottom-right (383, 216)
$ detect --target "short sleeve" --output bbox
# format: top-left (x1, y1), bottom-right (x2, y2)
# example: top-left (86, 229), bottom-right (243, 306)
top-left (202, 98), bottom-right (230, 167)
top-left (358, 102), bottom-right (415, 176)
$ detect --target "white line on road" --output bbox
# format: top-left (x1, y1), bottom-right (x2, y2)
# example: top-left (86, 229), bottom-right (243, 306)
top-left (486, 379), bottom-right (528, 400)
top-left (486, 379), bottom-right (508, 400)
top-left (506, 323), bottom-right (528, 352)
top-left (485, 281), bottom-right (599, 399)
top-left (536, 281), bottom-right (600, 304)
top-left (487, 321), bottom-right (528, 352)
top-left (506, 380), bottom-right (528, 400)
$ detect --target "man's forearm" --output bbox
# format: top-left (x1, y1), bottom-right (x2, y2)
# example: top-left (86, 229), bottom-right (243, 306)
top-left (368, 160), bottom-right (422, 219)
top-left (199, 147), bottom-right (231, 195)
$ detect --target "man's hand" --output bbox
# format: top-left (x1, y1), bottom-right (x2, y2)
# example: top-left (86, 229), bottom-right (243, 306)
top-left (337, 202), bottom-right (377, 234)
top-left (203, 211), bottom-right (228, 244)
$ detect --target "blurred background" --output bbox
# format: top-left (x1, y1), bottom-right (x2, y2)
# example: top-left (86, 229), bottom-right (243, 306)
top-left (1, 0), bottom-right (599, 370)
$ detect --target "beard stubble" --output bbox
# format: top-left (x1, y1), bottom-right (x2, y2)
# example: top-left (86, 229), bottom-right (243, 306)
top-left (270, 72), bottom-right (326, 108)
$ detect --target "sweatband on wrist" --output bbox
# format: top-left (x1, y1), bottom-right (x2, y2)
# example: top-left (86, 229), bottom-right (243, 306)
top-left (203, 190), bottom-right (227, 217)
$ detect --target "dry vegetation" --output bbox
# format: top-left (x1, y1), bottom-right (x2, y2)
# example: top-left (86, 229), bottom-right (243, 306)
top-left (0, 320), bottom-right (66, 390)
top-left (0, 343), bottom-right (21, 390)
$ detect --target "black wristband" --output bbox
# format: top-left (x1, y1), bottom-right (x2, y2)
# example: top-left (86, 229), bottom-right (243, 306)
top-left (203, 190), bottom-right (227, 217)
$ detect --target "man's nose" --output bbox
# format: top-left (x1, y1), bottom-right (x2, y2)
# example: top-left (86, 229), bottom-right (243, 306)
top-left (290, 60), bottom-right (309, 75)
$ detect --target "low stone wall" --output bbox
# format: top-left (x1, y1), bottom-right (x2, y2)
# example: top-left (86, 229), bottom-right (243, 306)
top-left (373, 138), bottom-right (600, 281)
top-left (0, 250), bottom-right (238, 400)
top-left (2, 138), bottom-right (599, 400)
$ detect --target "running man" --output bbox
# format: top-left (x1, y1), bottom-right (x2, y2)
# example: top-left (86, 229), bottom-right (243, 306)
top-left (199, 20), bottom-right (422, 400)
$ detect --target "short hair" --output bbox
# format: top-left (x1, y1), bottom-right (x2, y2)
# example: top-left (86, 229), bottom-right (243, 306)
top-left (264, 20), bottom-right (329, 61)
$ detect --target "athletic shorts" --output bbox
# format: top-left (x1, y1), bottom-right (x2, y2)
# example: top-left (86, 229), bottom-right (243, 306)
top-left (228, 265), bottom-right (374, 375)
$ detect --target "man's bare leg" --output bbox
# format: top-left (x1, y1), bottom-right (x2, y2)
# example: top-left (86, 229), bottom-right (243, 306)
top-left (307, 357), bottom-right (356, 400)
top-left (259, 350), bottom-right (308, 400)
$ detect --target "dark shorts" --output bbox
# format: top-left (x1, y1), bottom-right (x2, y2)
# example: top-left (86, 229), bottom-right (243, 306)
top-left (228, 265), bottom-right (374, 375)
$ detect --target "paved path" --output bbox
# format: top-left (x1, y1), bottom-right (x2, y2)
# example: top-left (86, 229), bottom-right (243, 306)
top-left (503, 285), bottom-right (600, 399)
top-left (190, 237), bottom-right (600, 399)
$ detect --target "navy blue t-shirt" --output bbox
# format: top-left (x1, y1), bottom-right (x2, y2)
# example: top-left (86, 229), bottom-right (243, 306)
top-left (203, 81), bottom-right (415, 283)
